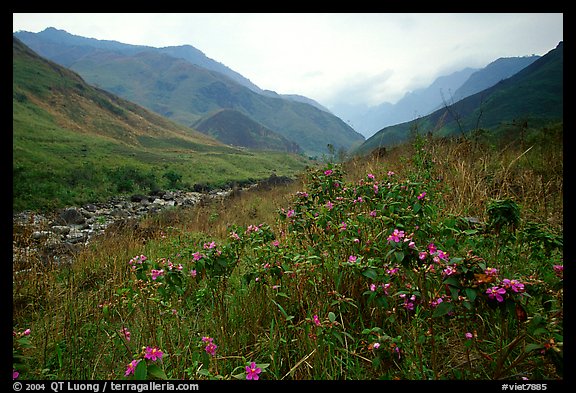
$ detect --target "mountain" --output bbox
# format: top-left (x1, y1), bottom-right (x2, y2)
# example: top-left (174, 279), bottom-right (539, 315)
top-left (451, 55), bottom-right (540, 101)
top-left (15, 28), bottom-right (364, 156)
top-left (338, 55), bottom-right (541, 139)
top-left (193, 109), bottom-right (302, 153)
top-left (334, 67), bottom-right (479, 138)
top-left (12, 37), bottom-right (311, 211)
top-left (355, 42), bottom-right (563, 155)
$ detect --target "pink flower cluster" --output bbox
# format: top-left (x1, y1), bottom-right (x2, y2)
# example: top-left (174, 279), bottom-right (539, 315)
top-left (486, 278), bottom-right (525, 302)
top-left (202, 336), bottom-right (218, 356)
top-left (129, 254), bottom-right (147, 270)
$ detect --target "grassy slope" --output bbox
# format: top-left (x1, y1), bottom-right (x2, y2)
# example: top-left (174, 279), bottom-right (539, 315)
top-left (12, 124), bottom-right (563, 380)
top-left (13, 38), bottom-right (311, 212)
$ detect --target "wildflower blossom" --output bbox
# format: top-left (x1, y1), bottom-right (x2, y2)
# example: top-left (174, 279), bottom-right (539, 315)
top-left (286, 210), bottom-right (295, 218)
top-left (245, 362), bottom-right (262, 380)
top-left (313, 314), bottom-right (321, 326)
top-left (190, 269), bottom-right (197, 278)
top-left (348, 255), bottom-right (357, 263)
top-left (324, 169), bottom-right (333, 176)
top-left (419, 251), bottom-right (428, 260)
top-left (203, 241), bottom-right (216, 249)
top-left (387, 229), bottom-right (405, 243)
top-left (144, 346), bottom-right (164, 361)
top-left (367, 173), bottom-right (375, 180)
top-left (119, 327), bottom-right (131, 341)
top-left (486, 286), bottom-right (507, 302)
top-left (125, 360), bottom-right (140, 376)
top-left (150, 269), bottom-right (164, 280)
top-left (370, 283), bottom-right (377, 292)
top-left (465, 332), bottom-right (473, 340)
top-left (193, 252), bottom-right (204, 261)
top-left (373, 342), bottom-right (381, 349)
top-left (13, 369), bottom-right (19, 380)
top-left (326, 201), bottom-right (334, 210)
top-left (553, 265), bottom-right (563, 278)
top-left (417, 192), bottom-right (426, 200)
top-left (387, 171), bottom-right (395, 176)
top-left (340, 221), bottom-right (347, 231)
top-left (373, 184), bottom-right (379, 194)
top-left (485, 267), bottom-right (499, 277)
top-left (230, 232), bottom-right (241, 241)
top-left (202, 337), bottom-right (218, 356)
top-left (502, 278), bottom-right (525, 293)
top-left (443, 265), bottom-right (457, 277)
top-left (370, 210), bottom-right (377, 218)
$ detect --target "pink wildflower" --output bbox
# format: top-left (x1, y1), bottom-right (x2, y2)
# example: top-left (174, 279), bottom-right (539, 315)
top-left (119, 327), bottom-right (131, 341)
top-left (144, 346), bottom-right (163, 362)
top-left (245, 362), bottom-right (262, 380)
top-left (150, 269), bottom-right (164, 280)
top-left (125, 360), bottom-right (140, 376)
top-left (313, 314), bottom-right (321, 326)
top-left (324, 169), bottom-right (333, 176)
top-left (387, 229), bottom-right (405, 243)
top-left (202, 337), bottom-right (217, 356)
top-left (485, 267), bottom-right (499, 277)
top-left (348, 255), bottom-right (357, 263)
top-left (486, 286), bottom-right (507, 302)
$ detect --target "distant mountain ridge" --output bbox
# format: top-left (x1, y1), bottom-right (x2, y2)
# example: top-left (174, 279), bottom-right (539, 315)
top-left (355, 42), bottom-right (563, 155)
top-left (451, 55), bottom-right (541, 102)
top-left (336, 55), bottom-right (540, 138)
top-left (14, 28), bottom-right (357, 156)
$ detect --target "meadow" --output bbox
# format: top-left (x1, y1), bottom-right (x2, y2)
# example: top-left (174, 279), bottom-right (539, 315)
top-left (12, 122), bottom-right (563, 381)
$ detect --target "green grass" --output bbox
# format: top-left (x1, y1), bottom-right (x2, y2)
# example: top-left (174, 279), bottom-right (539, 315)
top-left (13, 124), bottom-right (563, 381)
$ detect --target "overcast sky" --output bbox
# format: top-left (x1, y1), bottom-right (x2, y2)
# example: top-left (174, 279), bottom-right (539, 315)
top-left (13, 13), bottom-right (563, 110)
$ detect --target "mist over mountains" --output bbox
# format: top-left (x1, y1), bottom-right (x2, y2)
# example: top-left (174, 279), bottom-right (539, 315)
top-left (355, 41), bottom-right (563, 155)
top-left (333, 55), bottom-right (541, 138)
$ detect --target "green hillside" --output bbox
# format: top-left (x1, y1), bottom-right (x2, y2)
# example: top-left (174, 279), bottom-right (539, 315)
top-left (15, 28), bottom-right (365, 157)
top-left (193, 109), bottom-right (302, 153)
top-left (13, 37), bottom-right (311, 212)
top-left (355, 42), bottom-right (563, 155)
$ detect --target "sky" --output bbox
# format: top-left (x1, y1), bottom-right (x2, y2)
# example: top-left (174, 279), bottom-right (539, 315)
top-left (13, 13), bottom-right (563, 111)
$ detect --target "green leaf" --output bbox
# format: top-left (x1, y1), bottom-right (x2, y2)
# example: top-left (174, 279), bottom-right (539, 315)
top-left (525, 343), bottom-right (545, 353)
top-left (443, 276), bottom-right (460, 288)
top-left (362, 267), bottom-right (378, 280)
top-left (432, 301), bottom-right (454, 318)
top-left (394, 251), bottom-right (404, 263)
top-left (464, 288), bottom-right (477, 302)
top-left (328, 311), bottom-right (336, 323)
top-left (147, 364), bottom-right (168, 380)
top-left (134, 360), bottom-right (147, 380)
